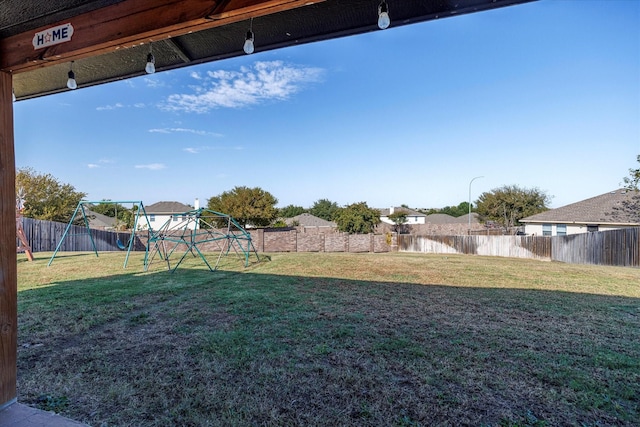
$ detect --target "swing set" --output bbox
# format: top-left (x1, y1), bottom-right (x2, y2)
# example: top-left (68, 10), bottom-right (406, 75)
top-left (48, 200), bottom-right (151, 268)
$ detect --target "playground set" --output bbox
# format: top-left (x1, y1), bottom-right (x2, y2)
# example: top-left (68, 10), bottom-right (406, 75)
top-left (43, 200), bottom-right (260, 272)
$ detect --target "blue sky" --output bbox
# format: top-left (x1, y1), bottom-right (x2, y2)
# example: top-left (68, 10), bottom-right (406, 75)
top-left (13, 0), bottom-right (640, 210)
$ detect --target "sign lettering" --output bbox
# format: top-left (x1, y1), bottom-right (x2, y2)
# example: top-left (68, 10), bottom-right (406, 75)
top-left (32, 23), bottom-right (74, 50)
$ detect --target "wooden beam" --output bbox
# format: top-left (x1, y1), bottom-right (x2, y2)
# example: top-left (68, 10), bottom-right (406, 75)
top-left (163, 38), bottom-right (192, 64)
top-left (0, 70), bottom-right (17, 408)
top-left (0, 0), bottom-right (323, 74)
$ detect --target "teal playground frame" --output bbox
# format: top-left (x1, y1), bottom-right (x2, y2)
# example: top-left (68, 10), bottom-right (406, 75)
top-left (144, 208), bottom-right (259, 273)
top-left (47, 202), bottom-right (260, 272)
top-left (47, 200), bottom-right (151, 268)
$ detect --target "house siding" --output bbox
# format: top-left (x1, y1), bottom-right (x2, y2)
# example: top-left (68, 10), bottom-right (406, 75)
top-left (524, 223), bottom-right (633, 236)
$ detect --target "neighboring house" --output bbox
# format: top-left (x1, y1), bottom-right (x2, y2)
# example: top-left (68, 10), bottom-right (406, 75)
top-left (285, 213), bottom-right (336, 229)
top-left (379, 207), bottom-right (427, 225)
top-left (84, 209), bottom-right (117, 230)
top-left (520, 189), bottom-right (640, 236)
top-left (143, 200), bottom-right (198, 230)
top-left (452, 213), bottom-right (482, 225)
top-left (423, 213), bottom-right (456, 224)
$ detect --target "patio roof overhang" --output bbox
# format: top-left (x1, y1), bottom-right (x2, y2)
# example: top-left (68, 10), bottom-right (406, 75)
top-left (3, 0), bottom-right (534, 100)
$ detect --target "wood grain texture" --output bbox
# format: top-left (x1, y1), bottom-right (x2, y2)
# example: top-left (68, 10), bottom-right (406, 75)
top-left (0, 71), bottom-right (17, 406)
top-left (0, 0), bottom-right (320, 73)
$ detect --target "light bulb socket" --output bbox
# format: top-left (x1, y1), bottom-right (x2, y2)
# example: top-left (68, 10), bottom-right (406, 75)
top-left (378, 1), bottom-right (388, 15)
top-left (68, 70), bottom-right (75, 80)
top-left (146, 53), bottom-right (155, 65)
top-left (245, 30), bottom-right (254, 42)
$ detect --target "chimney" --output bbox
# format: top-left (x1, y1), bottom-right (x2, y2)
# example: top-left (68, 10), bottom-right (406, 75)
top-left (194, 198), bottom-right (200, 209)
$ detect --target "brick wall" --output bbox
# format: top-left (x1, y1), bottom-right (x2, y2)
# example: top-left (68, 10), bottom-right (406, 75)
top-left (139, 227), bottom-right (393, 254)
top-left (324, 234), bottom-right (347, 252)
top-left (348, 234), bottom-right (370, 252)
top-left (297, 233), bottom-right (324, 252)
top-left (263, 228), bottom-right (297, 252)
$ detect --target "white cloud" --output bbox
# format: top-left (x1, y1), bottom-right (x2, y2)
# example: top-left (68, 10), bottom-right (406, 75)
top-left (135, 163), bottom-right (166, 170)
top-left (96, 103), bottom-right (124, 111)
top-left (148, 128), bottom-right (223, 137)
top-left (144, 77), bottom-right (165, 88)
top-left (161, 60), bottom-right (324, 113)
top-left (134, 103), bottom-right (146, 108)
top-left (88, 158), bottom-right (115, 168)
top-left (190, 71), bottom-right (202, 80)
top-left (182, 145), bottom-right (244, 154)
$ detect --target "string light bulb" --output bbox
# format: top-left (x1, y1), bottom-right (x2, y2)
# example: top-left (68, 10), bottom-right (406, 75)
top-left (378, 1), bottom-right (390, 30)
top-left (145, 52), bottom-right (156, 74)
top-left (12, 89), bottom-right (16, 102)
top-left (243, 19), bottom-right (255, 55)
top-left (67, 63), bottom-right (77, 90)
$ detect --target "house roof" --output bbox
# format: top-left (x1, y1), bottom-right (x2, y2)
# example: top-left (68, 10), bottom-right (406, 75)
top-left (145, 201), bottom-right (193, 214)
top-left (84, 209), bottom-right (116, 229)
top-left (424, 213), bottom-right (457, 224)
top-left (521, 189), bottom-right (640, 225)
top-left (3, 0), bottom-right (534, 100)
top-left (379, 207), bottom-right (426, 217)
top-left (285, 213), bottom-right (336, 227)
top-left (452, 212), bottom-right (481, 224)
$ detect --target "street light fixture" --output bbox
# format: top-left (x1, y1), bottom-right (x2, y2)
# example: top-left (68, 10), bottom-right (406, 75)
top-left (468, 176), bottom-right (484, 234)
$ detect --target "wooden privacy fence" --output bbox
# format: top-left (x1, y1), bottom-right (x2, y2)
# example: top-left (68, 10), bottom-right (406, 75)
top-left (399, 235), bottom-right (552, 261)
top-left (20, 217), bottom-right (144, 252)
top-left (551, 227), bottom-right (639, 267)
top-left (399, 227), bottom-right (640, 267)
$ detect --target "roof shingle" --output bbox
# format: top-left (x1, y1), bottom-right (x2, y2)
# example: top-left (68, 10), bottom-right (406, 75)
top-left (521, 189), bottom-right (640, 225)
top-left (145, 201), bottom-right (193, 214)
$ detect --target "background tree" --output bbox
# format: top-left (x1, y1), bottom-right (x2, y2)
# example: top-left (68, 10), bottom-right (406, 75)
top-left (16, 167), bottom-right (86, 223)
top-left (207, 186), bottom-right (278, 228)
top-left (387, 210), bottom-right (408, 233)
top-left (422, 201), bottom-right (471, 217)
top-left (278, 204), bottom-right (306, 218)
top-left (623, 154), bottom-right (640, 191)
top-left (475, 185), bottom-right (551, 230)
top-left (609, 154), bottom-right (640, 222)
top-left (309, 198), bottom-right (340, 221)
top-left (333, 202), bottom-right (381, 234)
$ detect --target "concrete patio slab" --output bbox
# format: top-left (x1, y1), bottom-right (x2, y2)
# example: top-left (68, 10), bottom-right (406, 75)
top-left (0, 402), bottom-right (89, 427)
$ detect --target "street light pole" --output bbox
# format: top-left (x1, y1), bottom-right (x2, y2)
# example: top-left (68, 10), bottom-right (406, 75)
top-left (468, 176), bottom-right (484, 234)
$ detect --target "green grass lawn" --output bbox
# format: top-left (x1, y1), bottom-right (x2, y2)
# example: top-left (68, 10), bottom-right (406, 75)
top-left (17, 251), bottom-right (640, 426)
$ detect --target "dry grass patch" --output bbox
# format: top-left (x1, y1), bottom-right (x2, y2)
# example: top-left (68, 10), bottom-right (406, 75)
top-left (16, 251), bottom-right (640, 426)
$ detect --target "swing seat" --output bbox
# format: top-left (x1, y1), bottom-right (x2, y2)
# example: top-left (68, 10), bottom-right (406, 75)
top-left (116, 239), bottom-right (128, 250)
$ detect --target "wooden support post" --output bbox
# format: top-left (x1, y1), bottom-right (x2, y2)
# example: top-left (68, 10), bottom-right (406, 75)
top-left (0, 70), bottom-right (17, 408)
